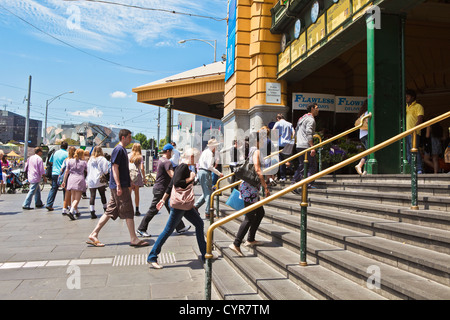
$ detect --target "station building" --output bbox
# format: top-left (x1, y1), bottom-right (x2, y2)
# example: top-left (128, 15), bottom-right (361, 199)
top-left (134, 0), bottom-right (450, 174)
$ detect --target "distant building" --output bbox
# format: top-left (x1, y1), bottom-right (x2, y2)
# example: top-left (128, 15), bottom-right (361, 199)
top-left (0, 110), bottom-right (42, 147)
top-left (45, 122), bottom-right (124, 147)
top-left (175, 114), bottom-right (223, 151)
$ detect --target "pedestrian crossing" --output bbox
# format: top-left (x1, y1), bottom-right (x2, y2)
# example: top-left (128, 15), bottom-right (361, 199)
top-left (0, 252), bottom-right (177, 269)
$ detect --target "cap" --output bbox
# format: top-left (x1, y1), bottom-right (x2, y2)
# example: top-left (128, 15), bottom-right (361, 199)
top-left (163, 143), bottom-right (174, 151)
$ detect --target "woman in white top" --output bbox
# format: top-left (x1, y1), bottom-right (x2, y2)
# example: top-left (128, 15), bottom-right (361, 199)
top-left (86, 146), bottom-right (109, 219)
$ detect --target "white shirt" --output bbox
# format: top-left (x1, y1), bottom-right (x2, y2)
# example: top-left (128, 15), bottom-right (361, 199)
top-left (198, 148), bottom-right (221, 176)
top-left (170, 148), bottom-right (180, 168)
top-left (273, 119), bottom-right (294, 147)
top-left (86, 156), bottom-right (110, 188)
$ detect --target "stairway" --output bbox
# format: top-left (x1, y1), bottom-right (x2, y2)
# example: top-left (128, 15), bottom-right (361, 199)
top-left (208, 173), bottom-right (450, 300)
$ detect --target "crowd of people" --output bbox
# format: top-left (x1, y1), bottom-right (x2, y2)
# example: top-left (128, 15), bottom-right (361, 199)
top-left (2, 99), bottom-right (448, 269)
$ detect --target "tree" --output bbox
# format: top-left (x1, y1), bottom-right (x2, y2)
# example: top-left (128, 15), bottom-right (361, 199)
top-left (133, 133), bottom-right (153, 150)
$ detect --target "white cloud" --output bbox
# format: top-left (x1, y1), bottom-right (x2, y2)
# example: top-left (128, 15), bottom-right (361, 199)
top-left (110, 91), bottom-right (130, 99)
top-left (0, 0), bottom-right (227, 52)
top-left (69, 108), bottom-right (103, 118)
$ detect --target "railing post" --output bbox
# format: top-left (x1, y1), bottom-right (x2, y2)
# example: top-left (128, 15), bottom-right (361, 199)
top-left (410, 132), bottom-right (419, 210)
top-left (205, 258), bottom-right (212, 300)
top-left (300, 184), bottom-right (308, 266)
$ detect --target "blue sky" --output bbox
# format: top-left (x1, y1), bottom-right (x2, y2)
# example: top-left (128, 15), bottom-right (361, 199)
top-left (0, 0), bottom-right (227, 142)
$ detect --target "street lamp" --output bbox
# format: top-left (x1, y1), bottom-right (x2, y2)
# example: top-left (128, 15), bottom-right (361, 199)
top-left (44, 91), bottom-right (74, 143)
top-left (178, 39), bottom-right (217, 63)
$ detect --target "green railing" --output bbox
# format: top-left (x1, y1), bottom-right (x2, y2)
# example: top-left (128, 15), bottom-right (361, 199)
top-left (204, 110), bottom-right (450, 300)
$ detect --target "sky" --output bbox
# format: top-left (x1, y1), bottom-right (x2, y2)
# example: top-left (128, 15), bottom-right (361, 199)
top-left (0, 0), bottom-right (228, 142)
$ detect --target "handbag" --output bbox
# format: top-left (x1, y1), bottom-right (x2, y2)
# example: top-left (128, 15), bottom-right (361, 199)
top-left (225, 188), bottom-right (245, 211)
top-left (234, 158), bottom-right (260, 187)
top-left (57, 165), bottom-right (66, 186)
top-left (129, 162), bottom-right (140, 183)
top-left (170, 183), bottom-right (195, 210)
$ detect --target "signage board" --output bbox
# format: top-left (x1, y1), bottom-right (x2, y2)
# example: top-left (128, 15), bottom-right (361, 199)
top-left (266, 82), bottom-right (281, 104)
top-left (335, 96), bottom-right (366, 113)
top-left (291, 32), bottom-right (307, 63)
top-left (327, 0), bottom-right (351, 33)
top-left (307, 14), bottom-right (326, 49)
top-left (292, 93), bottom-right (335, 111)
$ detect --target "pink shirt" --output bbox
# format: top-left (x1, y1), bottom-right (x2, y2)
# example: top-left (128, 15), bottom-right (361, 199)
top-left (27, 154), bottom-right (45, 184)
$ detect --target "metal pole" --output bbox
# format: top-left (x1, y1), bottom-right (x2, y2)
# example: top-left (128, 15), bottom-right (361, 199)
top-left (24, 76), bottom-right (32, 162)
top-left (166, 98), bottom-right (172, 144)
top-left (366, 12), bottom-right (377, 174)
top-left (300, 182), bottom-right (308, 266)
top-left (44, 100), bottom-right (48, 143)
top-left (205, 258), bottom-right (213, 300)
top-left (410, 132), bottom-right (419, 210)
top-left (214, 40), bottom-right (217, 63)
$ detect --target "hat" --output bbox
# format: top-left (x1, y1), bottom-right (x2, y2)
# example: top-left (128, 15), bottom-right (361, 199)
top-left (182, 147), bottom-right (201, 163)
top-left (207, 138), bottom-right (220, 148)
top-left (162, 143), bottom-right (173, 151)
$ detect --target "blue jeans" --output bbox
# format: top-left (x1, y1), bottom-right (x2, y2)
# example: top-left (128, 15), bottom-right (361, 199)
top-left (194, 170), bottom-right (212, 214)
top-left (405, 135), bottom-right (423, 172)
top-left (23, 182), bottom-right (43, 208)
top-left (46, 175), bottom-right (65, 208)
top-left (147, 207), bottom-right (206, 263)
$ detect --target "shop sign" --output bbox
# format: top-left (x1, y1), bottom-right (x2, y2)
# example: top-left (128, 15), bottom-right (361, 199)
top-left (335, 96), bottom-right (366, 113)
top-left (292, 93), bottom-right (335, 111)
top-left (307, 14), bottom-right (326, 49)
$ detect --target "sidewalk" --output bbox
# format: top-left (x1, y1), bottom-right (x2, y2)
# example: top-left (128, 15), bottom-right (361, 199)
top-left (0, 185), bottom-right (218, 300)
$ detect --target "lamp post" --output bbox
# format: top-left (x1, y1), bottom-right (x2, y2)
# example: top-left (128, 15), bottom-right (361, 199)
top-left (44, 91), bottom-right (74, 143)
top-left (178, 39), bottom-right (217, 63)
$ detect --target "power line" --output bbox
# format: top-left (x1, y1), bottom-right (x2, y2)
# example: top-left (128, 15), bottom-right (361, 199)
top-left (64, 0), bottom-right (227, 22)
top-left (0, 3), bottom-right (154, 73)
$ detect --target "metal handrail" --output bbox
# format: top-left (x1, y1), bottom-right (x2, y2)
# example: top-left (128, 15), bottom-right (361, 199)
top-left (204, 110), bottom-right (450, 300)
top-left (209, 114), bottom-right (371, 218)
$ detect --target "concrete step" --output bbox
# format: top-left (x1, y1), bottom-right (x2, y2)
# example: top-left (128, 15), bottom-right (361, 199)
top-left (316, 180), bottom-right (450, 197)
top-left (315, 173), bottom-right (450, 186)
top-left (212, 228), bottom-right (316, 300)
top-left (218, 201), bottom-right (450, 285)
top-left (216, 208), bottom-right (450, 299)
top-left (215, 219), bottom-right (385, 300)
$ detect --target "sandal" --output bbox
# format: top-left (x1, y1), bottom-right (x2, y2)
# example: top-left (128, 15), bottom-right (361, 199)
top-left (86, 239), bottom-right (105, 247)
top-left (130, 240), bottom-right (150, 247)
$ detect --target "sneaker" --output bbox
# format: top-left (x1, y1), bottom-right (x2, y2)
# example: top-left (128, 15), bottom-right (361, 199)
top-left (90, 211), bottom-right (97, 219)
top-left (135, 210), bottom-right (141, 216)
top-left (136, 229), bottom-right (151, 237)
top-left (417, 170), bottom-right (423, 174)
top-left (228, 244), bottom-right (244, 257)
top-left (291, 188), bottom-right (301, 195)
top-left (177, 225), bottom-right (191, 234)
top-left (279, 178), bottom-right (286, 182)
top-left (269, 178), bottom-right (277, 186)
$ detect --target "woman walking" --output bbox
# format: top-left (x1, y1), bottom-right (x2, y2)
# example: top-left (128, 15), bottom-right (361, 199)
top-left (147, 148), bottom-right (206, 269)
top-left (128, 143), bottom-right (145, 216)
top-left (229, 132), bottom-right (270, 257)
top-left (61, 146), bottom-right (76, 215)
top-left (86, 146), bottom-right (109, 219)
top-left (61, 148), bottom-right (87, 220)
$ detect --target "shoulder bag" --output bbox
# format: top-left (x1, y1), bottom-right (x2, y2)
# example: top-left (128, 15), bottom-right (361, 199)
top-left (233, 158), bottom-right (260, 187)
top-left (170, 183), bottom-right (195, 210)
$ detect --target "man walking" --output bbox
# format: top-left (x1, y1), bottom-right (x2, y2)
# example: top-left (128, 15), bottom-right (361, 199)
top-left (136, 143), bottom-right (189, 237)
top-left (45, 141), bottom-right (68, 211)
top-left (87, 129), bottom-right (148, 247)
top-left (405, 89), bottom-right (424, 174)
top-left (194, 138), bottom-right (223, 218)
top-left (22, 147), bottom-right (47, 210)
top-left (292, 103), bottom-right (319, 194)
top-left (272, 113), bottom-right (294, 182)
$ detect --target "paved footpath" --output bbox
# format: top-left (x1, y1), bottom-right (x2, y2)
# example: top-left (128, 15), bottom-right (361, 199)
top-left (0, 184), bottom-right (219, 300)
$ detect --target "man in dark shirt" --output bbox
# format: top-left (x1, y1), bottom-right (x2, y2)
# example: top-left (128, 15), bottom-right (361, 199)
top-left (86, 129), bottom-right (149, 247)
top-left (136, 143), bottom-right (189, 237)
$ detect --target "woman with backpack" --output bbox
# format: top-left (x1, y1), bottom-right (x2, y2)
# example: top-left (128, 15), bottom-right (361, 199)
top-left (86, 146), bottom-right (109, 219)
